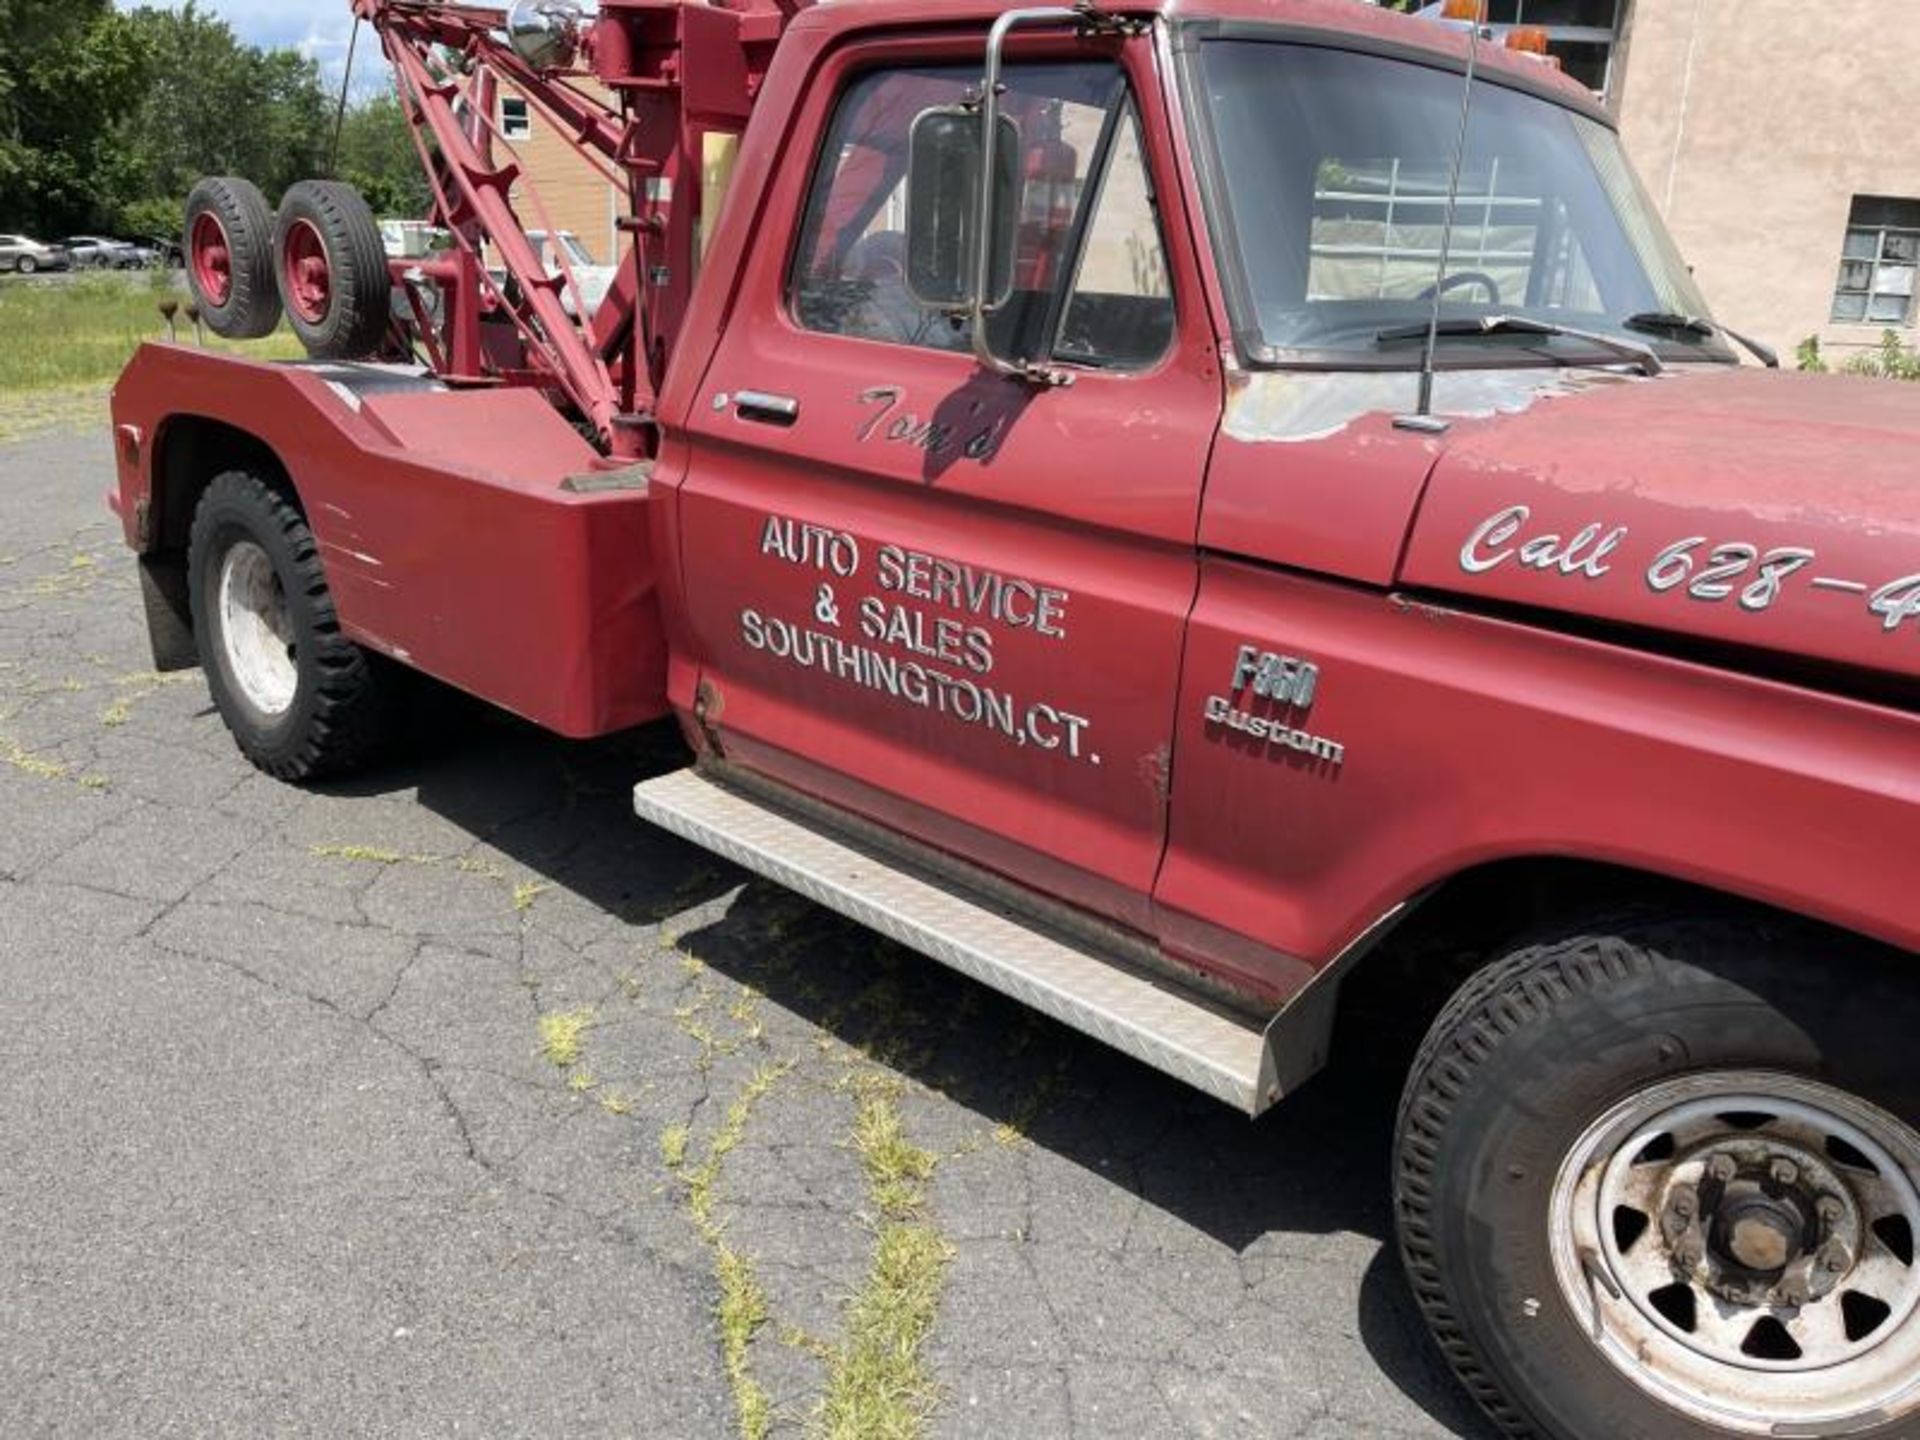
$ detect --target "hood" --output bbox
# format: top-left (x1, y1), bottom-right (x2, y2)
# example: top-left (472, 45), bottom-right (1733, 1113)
top-left (1399, 368), bottom-right (1920, 684)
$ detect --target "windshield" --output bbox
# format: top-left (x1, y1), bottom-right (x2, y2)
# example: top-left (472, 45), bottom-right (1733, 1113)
top-left (1192, 40), bottom-right (1732, 366)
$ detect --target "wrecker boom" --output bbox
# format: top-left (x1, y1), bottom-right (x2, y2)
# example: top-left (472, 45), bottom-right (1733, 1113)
top-left (355, 0), bottom-right (808, 457)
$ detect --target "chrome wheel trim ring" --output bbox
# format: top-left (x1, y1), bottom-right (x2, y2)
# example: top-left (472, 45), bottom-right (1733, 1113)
top-left (1548, 1070), bottom-right (1920, 1435)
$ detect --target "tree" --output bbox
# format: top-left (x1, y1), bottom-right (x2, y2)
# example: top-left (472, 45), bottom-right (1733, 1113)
top-left (0, 1), bottom-right (428, 240)
top-left (335, 93), bottom-right (432, 219)
top-left (112, 3), bottom-right (331, 237)
top-left (0, 0), bottom-right (154, 235)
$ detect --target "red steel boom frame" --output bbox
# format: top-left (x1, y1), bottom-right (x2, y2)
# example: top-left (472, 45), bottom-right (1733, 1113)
top-left (354, 0), bottom-right (805, 458)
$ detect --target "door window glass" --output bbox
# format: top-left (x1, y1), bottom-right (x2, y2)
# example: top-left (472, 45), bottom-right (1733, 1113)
top-left (1057, 106), bottom-right (1175, 367)
top-left (791, 61), bottom-right (1171, 369)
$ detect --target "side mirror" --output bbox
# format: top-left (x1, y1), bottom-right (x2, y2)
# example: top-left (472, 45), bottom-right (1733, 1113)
top-left (904, 107), bottom-right (1021, 314)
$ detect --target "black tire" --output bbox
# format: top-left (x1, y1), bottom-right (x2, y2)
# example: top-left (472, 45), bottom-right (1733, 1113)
top-left (184, 177), bottom-right (282, 339)
top-left (1396, 914), bottom-right (1920, 1440)
top-left (272, 180), bottom-right (390, 361)
top-left (188, 470), bottom-right (401, 782)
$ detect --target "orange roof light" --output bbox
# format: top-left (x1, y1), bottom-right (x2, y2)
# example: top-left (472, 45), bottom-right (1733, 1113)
top-left (1441, 0), bottom-right (1488, 19)
top-left (1506, 25), bottom-right (1551, 54)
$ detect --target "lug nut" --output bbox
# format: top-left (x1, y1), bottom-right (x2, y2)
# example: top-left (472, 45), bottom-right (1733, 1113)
top-left (1707, 1154), bottom-right (1738, 1183)
top-left (1771, 1158), bottom-right (1800, 1187)
top-left (1675, 1237), bottom-right (1706, 1269)
top-left (1673, 1194), bottom-right (1696, 1219)
top-left (1816, 1196), bottom-right (1845, 1225)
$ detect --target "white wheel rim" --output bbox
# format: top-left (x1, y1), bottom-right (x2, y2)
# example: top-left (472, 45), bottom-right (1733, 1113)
top-left (217, 539), bottom-right (299, 718)
top-left (1550, 1070), bottom-right (1920, 1434)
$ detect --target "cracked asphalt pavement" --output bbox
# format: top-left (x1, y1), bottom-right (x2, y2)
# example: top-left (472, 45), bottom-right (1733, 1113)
top-left (0, 421), bottom-right (1492, 1439)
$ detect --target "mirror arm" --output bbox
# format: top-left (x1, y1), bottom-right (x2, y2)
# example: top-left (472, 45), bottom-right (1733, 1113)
top-left (972, 6), bottom-right (1083, 387)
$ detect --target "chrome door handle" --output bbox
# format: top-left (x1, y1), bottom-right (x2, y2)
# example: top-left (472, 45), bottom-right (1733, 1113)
top-left (732, 390), bottom-right (800, 425)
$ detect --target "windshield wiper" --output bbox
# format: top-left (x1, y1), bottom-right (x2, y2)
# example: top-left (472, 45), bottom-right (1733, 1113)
top-left (1624, 311), bottom-right (1779, 368)
top-left (1376, 314), bottom-right (1663, 376)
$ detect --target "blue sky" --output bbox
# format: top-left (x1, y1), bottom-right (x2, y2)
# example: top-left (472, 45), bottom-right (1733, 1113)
top-left (115, 1), bottom-right (391, 95)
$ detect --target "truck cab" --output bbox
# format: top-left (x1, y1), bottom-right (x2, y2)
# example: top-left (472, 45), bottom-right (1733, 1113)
top-left (108, 2), bottom-right (1920, 1435)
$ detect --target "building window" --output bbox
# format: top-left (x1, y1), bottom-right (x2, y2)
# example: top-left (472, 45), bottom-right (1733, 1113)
top-left (1832, 196), bottom-right (1919, 326)
top-left (501, 97), bottom-right (532, 141)
top-left (1479, 1), bottom-right (1628, 97)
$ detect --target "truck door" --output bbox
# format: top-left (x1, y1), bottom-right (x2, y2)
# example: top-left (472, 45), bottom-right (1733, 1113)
top-left (672, 38), bottom-right (1219, 933)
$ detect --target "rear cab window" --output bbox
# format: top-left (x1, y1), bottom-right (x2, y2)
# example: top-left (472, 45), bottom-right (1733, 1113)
top-left (789, 62), bottom-right (1175, 372)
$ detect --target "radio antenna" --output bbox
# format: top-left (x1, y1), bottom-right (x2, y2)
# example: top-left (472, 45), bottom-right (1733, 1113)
top-left (1397, 7), bottom-right (1486, 434)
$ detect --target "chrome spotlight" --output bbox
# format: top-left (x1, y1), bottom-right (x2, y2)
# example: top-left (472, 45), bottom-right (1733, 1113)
top-left (506, 0), bottom-right (588, 71)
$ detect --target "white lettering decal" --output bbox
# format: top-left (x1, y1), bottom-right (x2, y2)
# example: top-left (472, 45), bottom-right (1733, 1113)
top-left (1461, 505), bottom-right (1529, 574)
top-left (745, 517), bottom-right (1093, 762)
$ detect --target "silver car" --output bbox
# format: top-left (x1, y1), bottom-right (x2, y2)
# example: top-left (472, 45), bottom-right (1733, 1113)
top-left (0, 235), bottom-right (72, 274)
top-left (63, 236), bottom-right (142, 270)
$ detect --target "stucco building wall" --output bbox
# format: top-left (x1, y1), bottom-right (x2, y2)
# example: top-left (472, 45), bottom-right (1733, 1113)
top-left (1613, 0), bottom-right (1920, 361)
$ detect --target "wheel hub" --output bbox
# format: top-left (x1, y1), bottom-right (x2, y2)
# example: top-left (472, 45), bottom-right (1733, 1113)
top-left (216, 538), bottom-right (298, 719)
top-left (1655, 1136), bottom-right (1862, 1309)
top-left (1719, 1193), bottom-right (1801, 1273)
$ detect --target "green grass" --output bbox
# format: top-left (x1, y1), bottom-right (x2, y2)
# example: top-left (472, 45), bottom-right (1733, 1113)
top-left (0, 273), bottom-right (304, 396)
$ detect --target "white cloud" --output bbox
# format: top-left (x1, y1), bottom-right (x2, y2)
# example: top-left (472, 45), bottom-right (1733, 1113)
top-left (115, 0), bottom-right (392, 96)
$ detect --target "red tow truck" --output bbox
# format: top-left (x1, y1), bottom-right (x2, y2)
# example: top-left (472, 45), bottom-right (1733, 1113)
top-left (108, 0), bottom-right (1920, 1434)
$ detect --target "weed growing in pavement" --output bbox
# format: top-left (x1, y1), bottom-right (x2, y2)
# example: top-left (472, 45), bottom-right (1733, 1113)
top-left (660, 1123), bottom-right (690, 1170)
top-left (98, 670), bottom-right (197, 730)
top-left (309, 843), bottom-right (558, 920)
top-left (0, 725), bottom-right (108, 790)
top-left (1, 733), bottom-right (69, 782)
top-left (312, 843), bottom-right (407, 865)
top-left (814, 1074), bottom-right (954, 1440)
top-left (675, 1060), bottom-right (797, 1440)
top-left (537, 1007), bottom-right (596, 1068)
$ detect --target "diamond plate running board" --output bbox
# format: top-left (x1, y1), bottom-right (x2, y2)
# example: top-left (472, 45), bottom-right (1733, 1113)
top-left (634, 769), bottom-right (1276, 1114)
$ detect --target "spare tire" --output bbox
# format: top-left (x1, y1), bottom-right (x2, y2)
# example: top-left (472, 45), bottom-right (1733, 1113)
top-left (184, 177), bottom-right (282, 339)
top-left (272, 180), bottom-right (391, 361)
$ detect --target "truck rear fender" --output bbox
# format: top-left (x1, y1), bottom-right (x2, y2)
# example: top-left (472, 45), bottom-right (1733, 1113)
top-left (131, 413), bottom-right (295, 672)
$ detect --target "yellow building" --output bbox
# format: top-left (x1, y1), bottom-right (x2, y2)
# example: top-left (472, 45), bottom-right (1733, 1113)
top-left (498, 90), bottom-right (620, 265)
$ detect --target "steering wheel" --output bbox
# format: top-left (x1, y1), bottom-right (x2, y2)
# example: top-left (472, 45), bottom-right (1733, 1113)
top-left (1419, 270), bottom-right (1503, 305)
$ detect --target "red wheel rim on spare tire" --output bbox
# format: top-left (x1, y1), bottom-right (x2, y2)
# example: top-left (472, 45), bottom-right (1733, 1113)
top-left (281, 218), bottom-right (332, 325)
top-left (190, 211), bottom-right (233, 307)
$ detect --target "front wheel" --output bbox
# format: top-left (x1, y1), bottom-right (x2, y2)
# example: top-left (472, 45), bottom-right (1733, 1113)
top-left (1397, 916), bottom-right (1920, 1439)
top-left (188, 470), bottom-right (401, 781)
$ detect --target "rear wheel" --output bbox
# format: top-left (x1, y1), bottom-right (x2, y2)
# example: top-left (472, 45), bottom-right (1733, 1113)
top-left (184, 177), bottom-right (282, 339)
top-left (18, 255), bottom-right (36, 276)
top-left (1396, 916), bottom-right (1920, 1439)
top-left (188, 470), bottom-right (400, 781)
top-left (272, 180), bottom-right (390, 360)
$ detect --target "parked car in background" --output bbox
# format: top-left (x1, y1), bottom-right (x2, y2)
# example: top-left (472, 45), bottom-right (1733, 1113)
top-left (527, 229), bottom-right (614, 317)
top-left (379, 219), bottom-right (452, 260)
top-left (123, 241), bottom-right (163, 269)
top-left (0, 235), bottom-right (72, 274)
top-left (63, 237), bottom-right (129, 269)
